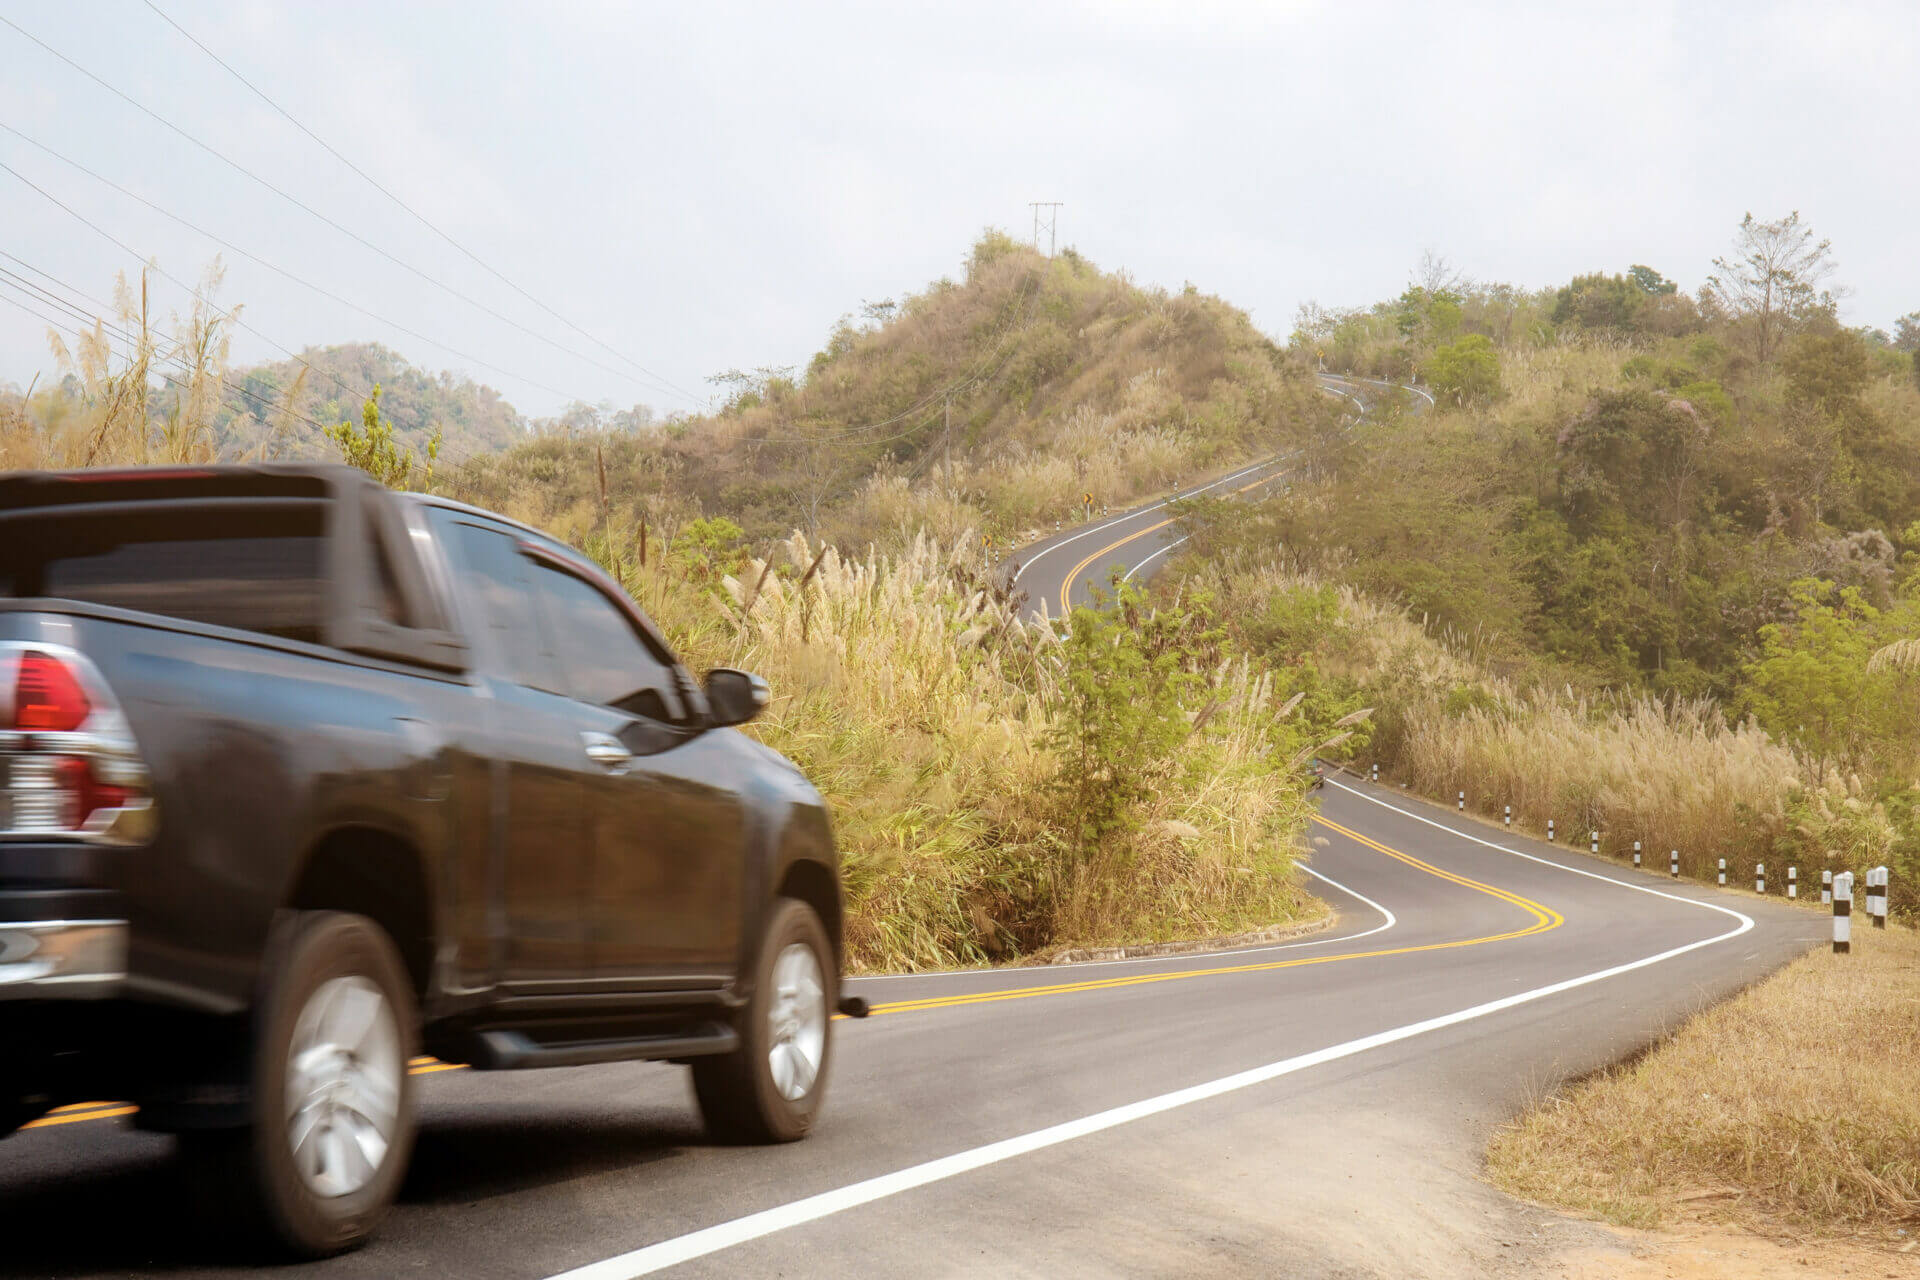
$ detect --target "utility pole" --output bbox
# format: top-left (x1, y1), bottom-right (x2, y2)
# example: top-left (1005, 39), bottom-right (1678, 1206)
top-left (1029, 202), bottom-right (1063, 259)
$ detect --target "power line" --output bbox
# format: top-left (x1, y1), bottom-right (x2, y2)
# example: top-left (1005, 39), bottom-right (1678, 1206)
top-left (0, 156), bottom-right (381, 411)
top-left (0, 121), bottom-right (598, 409)
top-left (0, 12), bottom-right (696, 407)
top-left (0, 271), bottom-right (340, 439)
top-left (140, 0), bottom-right (704, 406)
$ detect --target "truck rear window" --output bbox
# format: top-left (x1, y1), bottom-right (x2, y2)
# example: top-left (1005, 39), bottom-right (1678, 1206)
top-left (0, 503), bottom-right (328, 644)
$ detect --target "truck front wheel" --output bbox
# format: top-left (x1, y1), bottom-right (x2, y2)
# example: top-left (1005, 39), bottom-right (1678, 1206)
top-left (692, 898), bottom-right (835, 1143)
top-left (193, 911), bottom-right (418, 1258)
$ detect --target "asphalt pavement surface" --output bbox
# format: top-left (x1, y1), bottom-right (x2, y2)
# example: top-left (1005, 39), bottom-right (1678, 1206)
top-left (2, 778), bottom-right (1825, 1278)
top-left (4, 390), bottom-right (1824, 1277)
top-left (1009, 372), bottom-right (1424, 617)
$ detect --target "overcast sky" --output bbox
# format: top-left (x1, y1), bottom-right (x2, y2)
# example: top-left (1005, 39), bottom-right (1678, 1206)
top-left (2, 0), bottom-right (1914, 422)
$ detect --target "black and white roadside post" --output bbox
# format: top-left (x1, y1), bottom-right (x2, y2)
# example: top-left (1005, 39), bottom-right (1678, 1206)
top-left (1822, 869), bottom-right (1833, 905)
top-left (1458, 790), bottom-right (1465, 812)
top-left (1788, 866), bottom-right (1797, 899)
top-left (1371, 763), bottom-right (1379, 783)
top-left (1504, 805), bottom-right (1511, 829)
top-left (1834, 871), bottom-right (1853, 954)
top-left (1633, 840), bottom-right (1642, 868)
top-left (1590, 830), bottom-right (1599, 855)
top-left (1872, 866), bottom-right (1888, 928)
top-left (1718, 858), bottom-right (1726, 886)
top-left (1756, 863), bottom-right (1765, 894)
top-left (1547, 819), bottom-right (1555, 843)
top-left (1670, 849), bottom-right (1680, 878)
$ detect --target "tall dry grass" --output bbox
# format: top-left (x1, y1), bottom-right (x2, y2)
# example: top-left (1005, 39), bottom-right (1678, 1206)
top-left (594, 529), bottom-right (1321, 971)
top-left (1489, 924), bottom-right (1920, 1234)
top-left (1186, 554), bottom-right (1880, 884)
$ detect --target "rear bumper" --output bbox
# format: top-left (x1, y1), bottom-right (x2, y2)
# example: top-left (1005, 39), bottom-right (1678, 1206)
top-left (0, 918), bottom-right (127, 998)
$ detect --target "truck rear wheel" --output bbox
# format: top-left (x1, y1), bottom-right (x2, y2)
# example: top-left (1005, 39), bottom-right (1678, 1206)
top-left (692, 898), bottom-right (835, 1143)
top-left (197, 911), bottom-right (418, 1257)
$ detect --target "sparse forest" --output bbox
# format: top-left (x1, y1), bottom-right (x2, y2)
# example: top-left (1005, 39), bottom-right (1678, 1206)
top-left (1175, 212), bottom-right (1920, 909)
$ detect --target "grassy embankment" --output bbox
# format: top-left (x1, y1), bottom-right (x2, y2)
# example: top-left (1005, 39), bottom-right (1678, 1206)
top-left (2, 237), bottom-right (1340, 972)
top-left (1488, 922), bottom-right (1920, 1241)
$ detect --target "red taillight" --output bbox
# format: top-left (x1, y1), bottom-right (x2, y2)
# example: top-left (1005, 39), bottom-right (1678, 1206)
top-left (13, 651), bottom-right (92, 732)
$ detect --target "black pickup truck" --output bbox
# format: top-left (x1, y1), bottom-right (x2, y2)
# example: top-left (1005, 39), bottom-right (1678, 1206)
top-left (0, 464), bottom-right (852, 1255)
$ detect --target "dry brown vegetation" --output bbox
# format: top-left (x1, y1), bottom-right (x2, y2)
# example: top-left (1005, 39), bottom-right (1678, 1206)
top-left (440, 233), bottom-right (1334, 554)
top-left (1489, 923), bottom-right (1920, 1240)
top-left (590, 529), bottom-right (1323, 970)
top-left (2, 243), bottom-right (1335, 972)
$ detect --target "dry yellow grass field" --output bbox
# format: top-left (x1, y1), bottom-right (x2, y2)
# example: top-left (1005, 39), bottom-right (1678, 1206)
top-left (1489, 922), bottom-right (1920, 1242)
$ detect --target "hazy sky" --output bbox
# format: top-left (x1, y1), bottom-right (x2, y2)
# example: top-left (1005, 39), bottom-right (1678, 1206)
top-left (2, 0), bottom-right (1914, 422)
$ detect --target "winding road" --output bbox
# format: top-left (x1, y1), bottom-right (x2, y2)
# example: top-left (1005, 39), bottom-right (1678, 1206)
top-left (1010, 372), bottom-right (1424, 616)
top-left (3, 382), bottom-right (1828, 1277)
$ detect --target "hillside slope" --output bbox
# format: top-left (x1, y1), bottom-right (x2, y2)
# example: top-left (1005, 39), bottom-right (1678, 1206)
top-left (439, 233), bottom-right (1335, 553)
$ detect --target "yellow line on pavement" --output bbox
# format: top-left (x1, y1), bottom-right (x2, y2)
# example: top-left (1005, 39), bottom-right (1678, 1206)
top-left (1056, 470), bottom-right (1278, 613)
top-left (21, 1060), bottom-right (469, 1131)
top-left (27, 812), bottom-right (1560, 1132)
top-left (860, 815), bottom-right (1562, 1018)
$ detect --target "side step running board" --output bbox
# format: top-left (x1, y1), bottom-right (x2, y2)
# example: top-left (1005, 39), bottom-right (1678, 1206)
top-left (472, 1023), bottom-right (739, 1070)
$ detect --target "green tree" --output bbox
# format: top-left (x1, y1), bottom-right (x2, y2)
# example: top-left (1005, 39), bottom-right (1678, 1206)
top-left (1741, 580), bottom-right (1912, 776)
top-left (1420, 333), bottom-right (1500, 405)
top-left (1892, 311), bottom-right (1920, 353)
top-left (1627, 264), bottom-right (1679, 296)
top-left (1046, 578), bottom-right (1217, 859)
top-left (326, 384), bottom-right (440, 490)
top-left (1551, 272), bottom-right (1645, 331)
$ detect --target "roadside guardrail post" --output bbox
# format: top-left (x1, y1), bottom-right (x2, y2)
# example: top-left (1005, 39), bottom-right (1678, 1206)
top-left (1632, 840), bottom-right (1641, 868)
top-left (1504, 805), bottom-right (1511, 828)
top-left (1756, 863), bottom-right (1765, 894)
top-left (1717, 858), bottom-right (1725, 886)
top-left (1822, 869), bottom-right (1832, 905)
top-left (1670, 849), bottom-right (1679, 878)
top-left (1834, 872), bottom-right (1853, 954)
top-left (1590, 830), bottom-right (1598, 855)
top-left (1458, 790), bottom-right (1464, 812)
top-left (1370, 763), bottom-right (1378, 783)
top-left (1872, 866), bottom-right (1888, 927)
top-left (1547, 819), bottom-right (1554, 843)
top-left (1789, 866), bottom-right (1797, 899)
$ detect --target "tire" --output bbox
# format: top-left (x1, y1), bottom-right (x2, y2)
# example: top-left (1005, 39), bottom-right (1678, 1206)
top-left (204, 911), bottom-right (418, 1258)
top-left (692, 898), bottom-right (835, 1144)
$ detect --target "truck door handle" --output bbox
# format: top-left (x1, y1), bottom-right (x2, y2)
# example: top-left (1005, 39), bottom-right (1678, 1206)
top-left (581, 732), bottom-right (632, 772)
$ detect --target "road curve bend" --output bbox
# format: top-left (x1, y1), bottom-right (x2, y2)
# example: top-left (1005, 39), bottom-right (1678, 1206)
top-left (2, 775), bottom-right (1823, 1279)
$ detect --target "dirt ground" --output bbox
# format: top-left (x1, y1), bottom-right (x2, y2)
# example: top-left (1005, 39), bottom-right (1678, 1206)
top-left (1547, 1222), bottom-right (1920, 1278)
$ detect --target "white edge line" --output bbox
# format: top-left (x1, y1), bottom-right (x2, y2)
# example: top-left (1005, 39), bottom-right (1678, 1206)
top-left (1011, 373), bottom-right (1374, 598)
top-left (850, 859), bottom-right (1396, 984)
top-left (1121, 532), bottom-right (1190, 582)
top-left (1322, 778), bottom-right (1756, 929)
top-left (541, 809), bottom-right (1750, 1280)
top-left (1009, 459), bottom-right (1273, 593)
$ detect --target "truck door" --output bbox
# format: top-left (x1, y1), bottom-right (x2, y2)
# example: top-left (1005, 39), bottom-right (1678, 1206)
top-left (429, 513), bottom-right (590, 988)
top-left (521, 555), bottom-right (747, 986)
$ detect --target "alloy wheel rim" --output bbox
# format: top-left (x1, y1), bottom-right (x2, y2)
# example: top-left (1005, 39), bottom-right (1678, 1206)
top-left (284, 975), bottom-right (402, 1198)
top-left (766, 942), bottom-right (826, 1102)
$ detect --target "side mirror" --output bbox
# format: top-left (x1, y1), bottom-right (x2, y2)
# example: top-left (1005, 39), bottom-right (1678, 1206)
top-left (705, 669), bottom-right (769, 727)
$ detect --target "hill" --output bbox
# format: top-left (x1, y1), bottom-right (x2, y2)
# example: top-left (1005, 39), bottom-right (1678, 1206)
top-left (439, 233), bottom-right (1335, 553)
top-left (220, 341), bottom-right (528, 460)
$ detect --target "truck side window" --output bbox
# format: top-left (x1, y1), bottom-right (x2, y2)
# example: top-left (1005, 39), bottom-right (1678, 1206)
top-left (436, 519), bottom-right (558, 692)
top-left (529, 563), bottom-right (687, 724)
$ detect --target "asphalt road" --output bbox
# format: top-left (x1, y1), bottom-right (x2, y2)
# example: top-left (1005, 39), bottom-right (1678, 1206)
top-left (2, 778), bottom-right (1825, 1278)
top-left (1008, 373), bottom-right (1427, 617)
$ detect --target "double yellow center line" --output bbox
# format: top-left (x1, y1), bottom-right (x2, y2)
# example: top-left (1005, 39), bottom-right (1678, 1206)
top-left (1057, 468), bottom-right (1282, 614)
top-left (859, 815), bottom-right (1561, 1019)
top-left (21, 815), bottom-right (1560, 1132)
